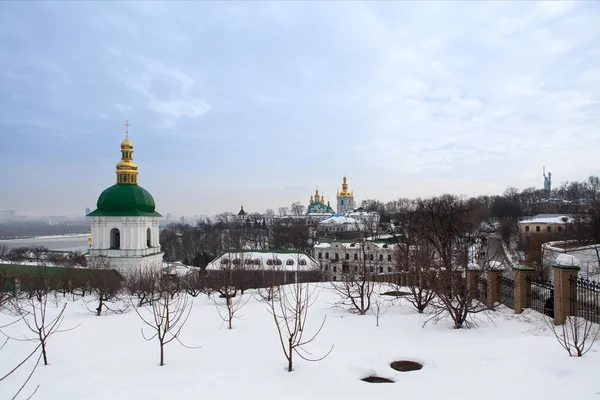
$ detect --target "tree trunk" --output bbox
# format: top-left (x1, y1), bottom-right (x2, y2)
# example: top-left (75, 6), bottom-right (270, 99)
top-left (288, 340), bottom-right (293, 372)
top-left (41, 340), bottom-right (48, 365)
top-left (96, 297), bottom-right (103, 316)
top-left (160, 341), bottom-right (164, 366)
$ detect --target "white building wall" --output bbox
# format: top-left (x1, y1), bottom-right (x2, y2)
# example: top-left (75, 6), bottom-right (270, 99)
top-left (312, 241), bottom-right (399, 281)
top-left (89, 215), bottom-right (163, 275)
top-left (336, 196), bottom-right (355, 215)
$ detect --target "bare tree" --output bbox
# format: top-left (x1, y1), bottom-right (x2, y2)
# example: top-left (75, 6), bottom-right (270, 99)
top-left (181, 270), bottom-right (206, 298)
top-left (267, 281), bottom-right (332, 372)
top-left (398, 240), bottom-right (438, 314)
top-left (125, 270), bottom-right (160, 307)
top-left (6, 279), bottom-right (76, 367)
top-left (86, 257), bottom-right (126, 316)
top-left (207, 253), bottom-right (251, 329)
top-left (290, 202), bottom-right (306, 216)
top-left (133, 281), bottom-right (196, 366)
top-left (278, 207), bottom-right (289, 217)
top-left (371, 290), bottom-right (388, 327)
top-left (547, 315), bottom-right (600, 357)
top-left (331, 242), bottom-right (381, 315)
top-left (416, 195), bottom-right (494, 329)
top-left (0, 332), bottom-right (42, 400)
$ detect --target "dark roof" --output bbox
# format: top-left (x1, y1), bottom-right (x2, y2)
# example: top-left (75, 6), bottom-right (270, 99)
top-left (0, 263), bottom-right (124, 282)
top-left (238, 206), bottom-right (247, 216)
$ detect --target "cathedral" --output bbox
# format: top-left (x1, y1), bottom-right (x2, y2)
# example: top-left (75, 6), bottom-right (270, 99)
top-left (86, 123), bottom-right (163, 275)
top-left (306, 176), bottom-right (355, 216)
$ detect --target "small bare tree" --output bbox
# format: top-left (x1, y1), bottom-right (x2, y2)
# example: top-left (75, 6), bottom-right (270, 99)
top-left (331, 242), bottom-right (380, 315)
top-left (545, 301), bottom-right (600, 357)
top-left (207, 253), bottom-right (251, 329)
top-left (7, 279), bottom-right (76, 366)
top-left (86, 257), bottom-right (126, 316)
top-left (267, 281), bottom-right (332, 372)
top-left (371, 290), bottom-right (388, 327)
top-left (133, 281), bottom-right (196, 366)
top-left (125, 270), bottom-right (159, 307)
top-left (397, 240), bottom-right (437, 314)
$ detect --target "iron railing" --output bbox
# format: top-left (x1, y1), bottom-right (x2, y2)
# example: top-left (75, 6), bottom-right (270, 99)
top-left (570, 276), bottom-right (600, 324)
top-left (527, 277), bottom-right (554, 317)
top-left (499, 276), bottom-right (514, 309)
top-left (477, 276), bottom-right (487, 304)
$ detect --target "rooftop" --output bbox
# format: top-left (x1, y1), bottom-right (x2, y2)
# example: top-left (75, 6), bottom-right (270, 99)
top-left (518, 214), bottom-right (572, 225)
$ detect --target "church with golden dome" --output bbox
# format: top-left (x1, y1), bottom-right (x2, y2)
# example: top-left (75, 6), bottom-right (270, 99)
top-left (86, 122), bottom-right (163, 274)
top-left (336, 176), bottom-right (355, 214)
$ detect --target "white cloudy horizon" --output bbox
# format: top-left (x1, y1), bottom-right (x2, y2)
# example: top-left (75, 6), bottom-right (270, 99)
top-left (0, 1), bottom-right (598, 217)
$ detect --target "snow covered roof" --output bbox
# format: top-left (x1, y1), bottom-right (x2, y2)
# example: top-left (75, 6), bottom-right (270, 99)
top-left (518, 214), bottom-right (572, 225)
top-left (206, 251), bottom-right (320, 271)
top-left (555, 254), bottom-right (580, 267)
top-left (313, 241), bottom-right (398, 250)
top-left (162, 261), bottom-right (201, 276)
top-left (320, 215), bottom-right (362, 225)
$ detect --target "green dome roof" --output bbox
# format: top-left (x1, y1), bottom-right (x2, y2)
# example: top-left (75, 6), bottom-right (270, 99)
top-left (87, 184), bottom-right (162, 217)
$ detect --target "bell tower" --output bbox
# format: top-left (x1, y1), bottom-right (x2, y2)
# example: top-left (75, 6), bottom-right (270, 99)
top-left (336, 176), bottom-right (355, 214)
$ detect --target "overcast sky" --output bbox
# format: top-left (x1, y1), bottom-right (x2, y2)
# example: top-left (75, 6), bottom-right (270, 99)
top-left (0, 1), bottom-right (598, 217)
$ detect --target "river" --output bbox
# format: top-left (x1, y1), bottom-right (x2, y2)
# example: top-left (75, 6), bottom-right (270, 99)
top-left (0, 234), bottom-right (90, 252)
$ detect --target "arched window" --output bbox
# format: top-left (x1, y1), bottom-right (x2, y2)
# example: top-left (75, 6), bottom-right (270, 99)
top-left (253, 259), bottom-right (261, 265)
top-left (147, 228), bottom-right (151, 247)
top-left (110, 228), bottom-right (120, 249)
top-left (286, 259), bottom-right (294, 266)
top-left (221, 258), bottom-right (230, 265)
top-left (299, 259), bottom-right (307, 266)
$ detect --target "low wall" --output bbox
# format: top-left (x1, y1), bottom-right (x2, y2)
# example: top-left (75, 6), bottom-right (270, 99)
top-left (542, 240), bottom-right (600, 280)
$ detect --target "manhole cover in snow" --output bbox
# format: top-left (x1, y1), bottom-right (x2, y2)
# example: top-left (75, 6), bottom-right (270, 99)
top-left (390, 360), bottom-right (423, 372)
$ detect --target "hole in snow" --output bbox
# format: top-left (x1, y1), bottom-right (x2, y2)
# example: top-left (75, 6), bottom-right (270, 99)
top-left (361, 376), bottom-right (394, 383)
top-left (390, 360), bottom-right (423, 372)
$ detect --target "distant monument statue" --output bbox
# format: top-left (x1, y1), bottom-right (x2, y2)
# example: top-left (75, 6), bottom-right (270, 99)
top-left (543, 167), bottom-right (552, 198)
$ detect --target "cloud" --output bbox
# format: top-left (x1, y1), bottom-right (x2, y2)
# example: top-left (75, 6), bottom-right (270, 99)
top-left (0, 1), bottom-right (599, 215)
top-left (114, 104), bottom-right (133, 114)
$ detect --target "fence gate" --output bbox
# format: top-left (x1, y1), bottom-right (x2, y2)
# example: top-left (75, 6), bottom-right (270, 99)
top-left (499, 276), bottom-right (514, 309)
top-left (527, 277), bottom-right (554, 317)
top-left (477, 276), bottom-right (487, 304)
top-left (570, 276), bottom-right (600, 324)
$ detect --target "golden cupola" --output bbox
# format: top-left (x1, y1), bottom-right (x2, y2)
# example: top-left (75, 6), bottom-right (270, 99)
top-left (338, 176), bottom-right (352, 197)
top-left (116, 121), bottom-right (138, 185)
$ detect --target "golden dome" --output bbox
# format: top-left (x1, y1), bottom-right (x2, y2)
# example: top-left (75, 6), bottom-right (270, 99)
top-left (121, 137), bottom-right (133, 149)
top-left (116, 159), bottom-right (138, 169)
top-left (116, 121), bottom-right (138, 185)
top-left (338, 176), bottom-right (352, 197)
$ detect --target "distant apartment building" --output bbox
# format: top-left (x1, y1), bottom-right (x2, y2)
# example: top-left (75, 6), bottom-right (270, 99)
top-left (312, 240), bottom-right (399, 281)
top-left (517, 214), bottom-right (572, 237)
top-left (0, 210), bottom-right (15, 222)
top-left (47, 216), bottom-right (68, 226)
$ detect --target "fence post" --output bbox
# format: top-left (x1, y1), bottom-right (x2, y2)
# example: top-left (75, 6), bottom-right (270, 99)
top-left (487, 269), bottom-right (501, 308)
top-left (513, 265), bottom-right (535, 314)
top-left (553, 256), bottom-right (580, 325)
top-left (466, 267), bottom-right (479, 300)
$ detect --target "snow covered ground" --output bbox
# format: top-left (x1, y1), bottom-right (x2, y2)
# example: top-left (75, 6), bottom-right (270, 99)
top-left (2, 284), bottom-right (599, 399)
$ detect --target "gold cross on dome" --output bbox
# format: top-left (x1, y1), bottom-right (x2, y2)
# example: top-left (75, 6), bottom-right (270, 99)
top-left (124, 120), bottom-right (130, 137)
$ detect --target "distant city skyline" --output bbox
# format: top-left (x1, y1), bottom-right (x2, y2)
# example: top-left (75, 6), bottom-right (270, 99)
top-left (1, 2), bottom-right (599, 216)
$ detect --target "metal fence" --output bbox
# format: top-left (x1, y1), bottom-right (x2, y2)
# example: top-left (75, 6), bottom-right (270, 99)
top-left (570, 276), bottom-right (600, 324)
top-left (527, 277), bottom-right (554, 317)
top-left (499, 276), bottom-right (514, 309)
top-left (477, 276), bottom-right (487, 304)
